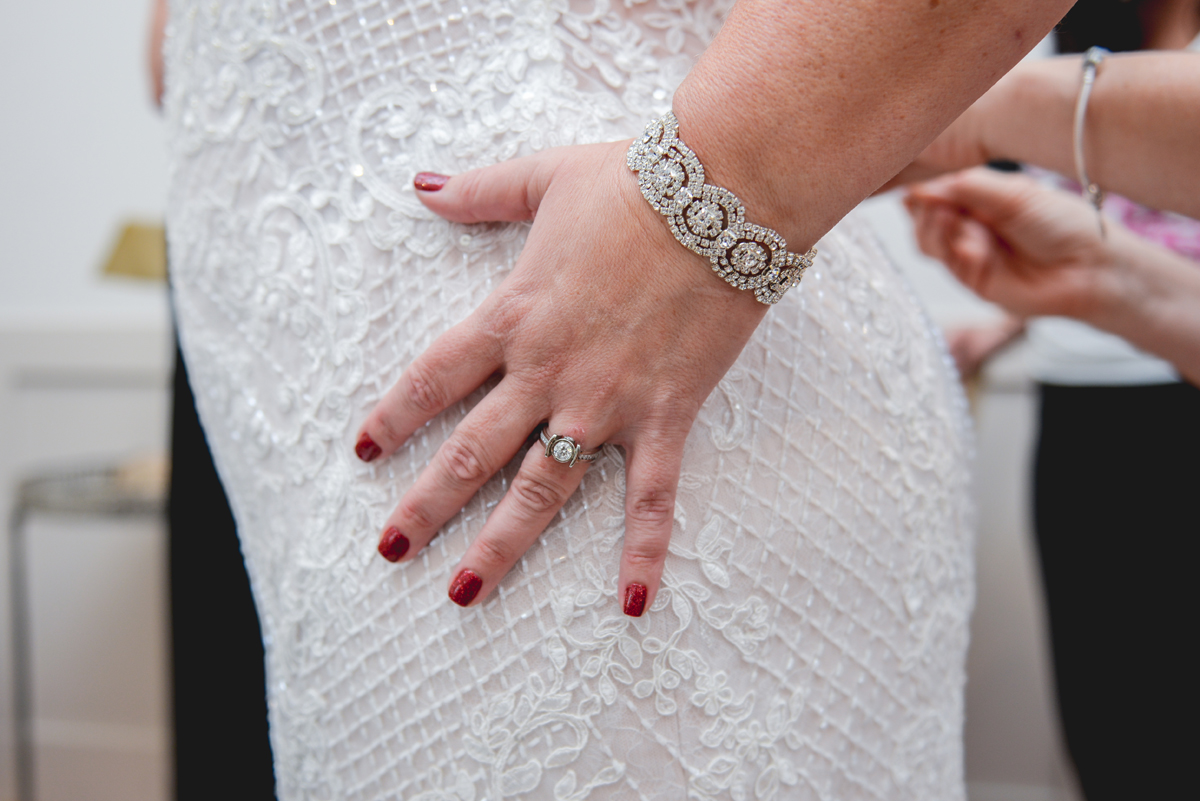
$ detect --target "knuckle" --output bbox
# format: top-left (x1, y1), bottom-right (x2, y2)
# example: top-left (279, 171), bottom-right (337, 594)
top-left (456, 172), bottom-right (489, 223)
top-left (398, 499), bottom-right (438, 535)
top-left (510, 472), bottom-right (570, 516)
top-left (373, 410), bottom-right (405, 448)
top-left (623, 536), bottom-right (670, 570)
top-left (627, 487), bottom-right (675, 527)
top-left (485, 289), bottom-right (531, 341)
top-left (440, 435), bottom-right (490, 486)
top-left (404, 361), bottom-right (447, 416)
top-left (473, 535), bottom-right (518, 568)
top-left (649, 398), bottom-right (697, 432)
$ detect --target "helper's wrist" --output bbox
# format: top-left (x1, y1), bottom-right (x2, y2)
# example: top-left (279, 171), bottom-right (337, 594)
top-left (1080, 226), bottom-right (1165, 333)
top-left (1081, 227), bottom-right (1200, 383)
top-left (973, 69), bottom-right (1021, 165)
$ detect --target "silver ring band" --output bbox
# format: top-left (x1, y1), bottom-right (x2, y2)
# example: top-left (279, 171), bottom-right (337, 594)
top-left (540, 428), bottom-right (602, 467)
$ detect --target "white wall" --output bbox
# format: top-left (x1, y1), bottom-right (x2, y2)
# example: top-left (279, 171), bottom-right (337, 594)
top-left (0, 0), bottom-right (170, 329)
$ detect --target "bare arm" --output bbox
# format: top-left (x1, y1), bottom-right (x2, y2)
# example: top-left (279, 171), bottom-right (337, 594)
top-left (147, 0), bottom-right (168, 108)
top-left (888, 52), bottom-right (1200, 218)
top-left (673, 0), bottom-right (1075, 250)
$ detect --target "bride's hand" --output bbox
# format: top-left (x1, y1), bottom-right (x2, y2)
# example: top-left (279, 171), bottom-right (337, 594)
top-left (354, 141), bottom-right (768, 615)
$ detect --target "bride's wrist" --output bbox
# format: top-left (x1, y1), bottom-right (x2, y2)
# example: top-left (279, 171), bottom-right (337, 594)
top-left (609, 141), bottom-right (769, 322)
top-left (625, 105), bottom-right (821, 306)
top-left (671, 87), bottom-right (810, 249)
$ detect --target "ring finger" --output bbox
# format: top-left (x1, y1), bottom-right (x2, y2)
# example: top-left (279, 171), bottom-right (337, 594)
top-left (376, 380), bottom-right (546, 562)
top-left (446, 418), bottom-right (603, 607)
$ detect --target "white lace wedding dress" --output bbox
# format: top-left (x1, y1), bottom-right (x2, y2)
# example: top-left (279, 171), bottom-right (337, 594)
top-left (163, 1), bottom-right (974, 799)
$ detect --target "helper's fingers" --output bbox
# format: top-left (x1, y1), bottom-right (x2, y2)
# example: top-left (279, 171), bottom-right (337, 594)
top-left (375, 380), bottom-right (545, 563)
top-left (908, 197), bottom-right (992, 294)
top-left (446, 419), bottom-right (598, 607)
top-left (946, 216), bottom-right (1003, 296)
top-left (907, 167), bottom-right (1040, 227)
top-left (355, 321), bottom-right (500, 462)
top-left (617, 435), bottom-right (684, 617)
top-left (906, 196), bottom-right (954, 264)
top-left (413, 148), bottom-right (562, 225)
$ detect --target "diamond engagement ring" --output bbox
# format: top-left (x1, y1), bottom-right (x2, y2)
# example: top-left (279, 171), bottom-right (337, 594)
top-left (627, 111), bottom-right (817, 305)
top-left (540, 428), bottom-right (602, 467)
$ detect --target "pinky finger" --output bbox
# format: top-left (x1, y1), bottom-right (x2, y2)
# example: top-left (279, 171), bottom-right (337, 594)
top-left (618, 437), bottom-right (684, 617)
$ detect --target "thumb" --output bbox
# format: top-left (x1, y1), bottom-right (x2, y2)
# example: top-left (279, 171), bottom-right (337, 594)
top-left (907, 167), bottom-right (1039, 227)
top-left (412, 150), bottom-right (560, 224)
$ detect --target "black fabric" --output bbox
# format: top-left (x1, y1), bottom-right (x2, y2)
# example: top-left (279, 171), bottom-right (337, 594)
top-left (1033, 382), bottom-right (1197, 801)
top-left (1055, 0), bottom-right (1147, 54)
top-left (169, 342), bottom-right (276, 799)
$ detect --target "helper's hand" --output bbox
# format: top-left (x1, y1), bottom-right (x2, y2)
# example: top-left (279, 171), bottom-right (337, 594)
top-left (904, 167), bottom-right (1116, 320)
top-left (945, 316), bottom-right (1026, 380)
top-left (355, 141), bottom-right (769, 615)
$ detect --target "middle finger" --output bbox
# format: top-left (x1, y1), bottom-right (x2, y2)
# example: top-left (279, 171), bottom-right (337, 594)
top-left (445, 418), bottom-right (604, 607)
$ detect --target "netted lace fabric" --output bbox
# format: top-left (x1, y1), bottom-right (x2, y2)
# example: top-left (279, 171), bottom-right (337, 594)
top-left (163, 1), bottom-right (974, 799)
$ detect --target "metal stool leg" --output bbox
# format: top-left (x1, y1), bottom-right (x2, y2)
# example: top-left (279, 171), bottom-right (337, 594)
top-left (9, 501), bottom-right (34, 801)
top-left (6, 465), bottom-right (167, 801)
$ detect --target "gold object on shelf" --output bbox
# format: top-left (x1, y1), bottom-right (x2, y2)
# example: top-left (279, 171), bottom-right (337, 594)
top-left (102, 222), bottom-right (166, 281)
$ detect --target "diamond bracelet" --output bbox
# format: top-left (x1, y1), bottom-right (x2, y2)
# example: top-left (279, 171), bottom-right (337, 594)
top-left (626, 111), bottom-right (816, 305)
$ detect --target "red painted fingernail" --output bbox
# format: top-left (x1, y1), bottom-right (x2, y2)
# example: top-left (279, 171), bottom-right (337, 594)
top-left (355, 433), bottom-right (382, 462)
top-left (414, 172), bottom-right (450, 192)
top-left (449, 569), bottom-right (483, 607)
top-left (378, 527), bottom-right (410, 562)
top-left (624, 583), bottom-right (647, 617)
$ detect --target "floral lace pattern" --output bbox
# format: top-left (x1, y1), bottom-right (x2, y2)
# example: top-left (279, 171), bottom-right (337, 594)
top-left (164, 2), bottom-right (973, 799)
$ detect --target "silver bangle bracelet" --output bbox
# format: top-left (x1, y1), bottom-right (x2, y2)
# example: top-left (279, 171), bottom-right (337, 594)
top-left (626, 111), bottom-right (817, 305)
top-left (1074, 46), bottom-right (1109, 238)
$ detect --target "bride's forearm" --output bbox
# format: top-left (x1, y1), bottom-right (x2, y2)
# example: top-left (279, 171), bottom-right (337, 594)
top-left (671, 0), bottom-right (1073, 250)
top-left (978, 53), bottom-right (1200, 220)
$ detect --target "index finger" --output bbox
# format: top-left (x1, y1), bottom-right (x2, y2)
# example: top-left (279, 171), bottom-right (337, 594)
top-left (355, 320), bottom-right (501, 462)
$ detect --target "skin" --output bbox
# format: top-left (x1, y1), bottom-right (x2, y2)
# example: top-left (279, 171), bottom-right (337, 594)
top-left (887, 7), bottom-right (1200, 376)
top-left (946, 315), bottom-right (1025, 380)
top-left (1139, 0), bottom-right (1200, 49)
top-left (356, 0), bottom-right (1078, 611)
top-left (884, 51), bottom-right (1200, 219)
top-left (907, 168), bottom-right (1200, 386)
top-left (148, 0), bottom-right (168, 107)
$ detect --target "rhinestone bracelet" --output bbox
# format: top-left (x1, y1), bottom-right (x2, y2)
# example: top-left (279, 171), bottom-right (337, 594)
top-left (626, 111), bottom-right (816, 305)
